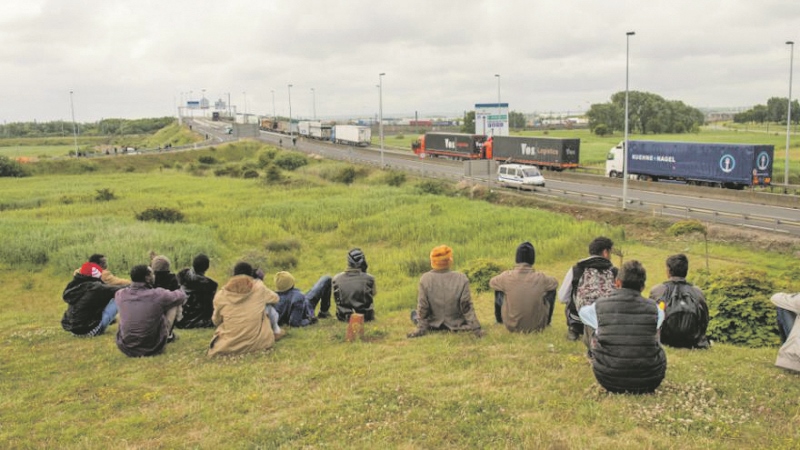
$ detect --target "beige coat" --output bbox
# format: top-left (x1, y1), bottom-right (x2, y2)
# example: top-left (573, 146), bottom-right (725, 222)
top-left (415, 269), bottom-right (481, 332)
top-left (490, 263), bottom-right (558, 333)
top-left (208, 275), bottom-right (278, 357)
top-left (772, 292), bottom-right (800, 372)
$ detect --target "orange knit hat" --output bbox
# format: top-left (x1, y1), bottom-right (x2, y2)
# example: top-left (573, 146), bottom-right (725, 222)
top-left (430, 245), bottom-right (453, 270)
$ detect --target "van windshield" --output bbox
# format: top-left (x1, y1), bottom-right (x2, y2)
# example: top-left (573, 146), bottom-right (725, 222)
top-left (521, 168), bottom-right (541, 177)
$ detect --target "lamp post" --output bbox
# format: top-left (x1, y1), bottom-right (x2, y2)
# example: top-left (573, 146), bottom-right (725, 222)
top-left (786, 41), bottom-right (794, 188)
top-left (288, 84), bottom-right (293, 138)
top-left (69, 90), bottom-right (78, 157)
top-left (623, 31), bottom-right (635, 209)
top-left (242, 91), bottom-right (248, 123)
top-left (311, 87), bottom-right (316, 120)
top-left (271, 90), bottom-right (276, 119)
top-left (379, 72), bottom-right (385, 166)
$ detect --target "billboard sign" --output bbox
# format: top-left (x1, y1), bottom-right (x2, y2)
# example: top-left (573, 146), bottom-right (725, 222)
top-left (475, 103), bottom-right (509, 136)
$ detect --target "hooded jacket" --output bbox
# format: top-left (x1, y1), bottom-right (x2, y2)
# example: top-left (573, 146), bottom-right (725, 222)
top-left (208, 275), bottom-right (278, 357)
top-left (175, 268), bottom-right (218, 329)
top-left (61, 275), bottom-right (123, 334)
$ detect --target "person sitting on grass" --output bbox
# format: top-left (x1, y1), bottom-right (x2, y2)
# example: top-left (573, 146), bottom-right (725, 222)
top-left (407, 245), bottom-right (484, 339)
top-left (332, 248), bottom-right (376, 322)
top-left (772, 291), bottom-right (800, 373)
top-left (579, 260), bottom-right (666, 394)
top-left (648, 254), bottom-right (710, 349)
top-left (490, 241), bottom-right (559, 333)
top-left (274, 271), bottom-right (331, 328)
top-left (115, 264), bottom-right (186, 357)
top-left (61, 261), bottom-right (125, 337)
top-left (175, 253), bottom-right (218, 329)
top-left (208, 262), bottom-right (280, 357)
top-left (74, 253), bottom-right (130, 286)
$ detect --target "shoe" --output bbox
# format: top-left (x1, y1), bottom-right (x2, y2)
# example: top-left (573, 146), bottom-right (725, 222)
top-left (317, 311), bottom-right (331, 319)
top-left (167, 332), bottom-right (179, 343)
top-left (410, 310), bottom-right (419, 325)
top-left (567, 330), bottom-right (579, 341)
top-left (274, 330), bottom-right (287, 341)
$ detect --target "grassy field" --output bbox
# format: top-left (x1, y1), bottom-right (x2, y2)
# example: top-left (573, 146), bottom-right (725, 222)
top-left (1, 143), bottom-right (799, 448)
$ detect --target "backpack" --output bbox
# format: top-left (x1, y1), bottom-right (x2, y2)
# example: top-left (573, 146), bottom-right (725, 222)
top-left (659, 282), bottom-right (706, 348)
top-left (574, 267), bottom-right (616, 310)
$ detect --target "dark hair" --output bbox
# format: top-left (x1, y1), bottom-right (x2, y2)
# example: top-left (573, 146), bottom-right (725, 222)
top-left (88, 254), bottom-right (106, 268)
top-left (588, 237), bottom-right (614, 257)
top-left (130, 264), bottom-right (152, 283)
top-left (193, 254), bottom-right (210, 274)
top-left (233, 261), bottom-right (254, 277)
top-left (666, 254), bottom-right (689, 278)
top-left (618, 260), bottom-right (646, 291)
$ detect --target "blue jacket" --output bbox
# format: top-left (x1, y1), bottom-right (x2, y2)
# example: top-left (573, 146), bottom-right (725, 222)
top-left (275, 288), bottom-right (313, 327)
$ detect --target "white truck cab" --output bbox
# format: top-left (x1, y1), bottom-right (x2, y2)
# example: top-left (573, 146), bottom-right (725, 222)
top-left (497, 163), bottom-right (545, 189)
top-left (605, 142), bottom-right (624, 178)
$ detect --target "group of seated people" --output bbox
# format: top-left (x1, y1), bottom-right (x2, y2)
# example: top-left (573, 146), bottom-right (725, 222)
top-left (60, 238), bottom-right (799, 394)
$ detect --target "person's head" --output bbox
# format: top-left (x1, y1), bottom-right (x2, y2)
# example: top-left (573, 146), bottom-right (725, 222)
top-left (665, 254), bottom-right (689, 278)
top-left (515, 241), bottom-right (535, 265)
top-left (88, 254), bottom-right (107, 269)
top-left (430, 245), bottom-right (453, 270)
top-left (617, 260), bottom-right (646, 292)
top-left (150, 255), bottom-right (171, 273)
top-left (130, 264), bottom-right (154, 284)
top-left (79, 262), bottom-right (103, 279)
top-left (233, 261), bottom-right (254, 277)
top-left (588, 237), bottom-right (614, 259)
top-left (274, 271), bottom-right (295, 293)
top-left (347, 248), bottom-right (368, 272)
top-left (192, 254), bottom-right (210, 274)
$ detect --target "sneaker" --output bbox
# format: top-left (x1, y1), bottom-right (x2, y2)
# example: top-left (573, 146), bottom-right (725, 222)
top-left (317, 311), bottom-right (332, 319)
top-left (567, 330), bottom-right (579, 341)
top-left (410, 310), bottom-right (419, 325)
top-left (167, 332), bottom-right (179, 343)
top-left (274, 330), bottom-right (287, 341)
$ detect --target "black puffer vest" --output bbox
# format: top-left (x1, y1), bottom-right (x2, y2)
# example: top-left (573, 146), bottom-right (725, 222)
top-left (592, 288), bottom-right (667, 394)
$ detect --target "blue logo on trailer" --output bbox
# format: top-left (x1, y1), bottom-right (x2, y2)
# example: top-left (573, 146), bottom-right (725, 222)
top-left (719, 154), bottom-right (736, 173)
top-left (757, 151), bottom-right (770, 171)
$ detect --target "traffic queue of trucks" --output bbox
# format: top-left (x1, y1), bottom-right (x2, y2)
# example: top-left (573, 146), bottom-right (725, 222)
top-left (605, 140), bottom-right (774, 189)
top-left (260, 119), bottom-right (371, 146)
top-left (411, 132), bottom-right (580, 170)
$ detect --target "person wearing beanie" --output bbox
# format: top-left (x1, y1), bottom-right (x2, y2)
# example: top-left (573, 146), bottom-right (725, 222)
top-left (114, 264), bottom-right (187, 357)
top-left (175, 253), bottom-right (219, 329)
top-left (408, 245), bottom-right (483, 338)
top-left (149, 254), bottom-right (182, 341)
top-left (61, 260), bottom-right (125, 337)
top-left (332, 248), bottom-right (376, 322)
top-left (274, 271), bottom-right (332, 327)
top-left (490, 242), bottom-right (559, 333)
top-left (208, 261), bottom-right (280, 357)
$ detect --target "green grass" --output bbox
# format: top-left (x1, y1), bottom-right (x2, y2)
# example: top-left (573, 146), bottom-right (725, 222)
top-left (1, 142), bottom-right (799, 448)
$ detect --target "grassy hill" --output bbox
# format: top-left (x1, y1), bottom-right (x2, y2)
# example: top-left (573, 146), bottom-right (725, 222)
top-left (1, 142), bottom-right (798, 448)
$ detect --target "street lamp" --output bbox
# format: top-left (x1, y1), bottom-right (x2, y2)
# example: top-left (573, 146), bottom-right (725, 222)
top-left (288, 84), bottom-right (293, 138)
top-left (786, 40), bottom-right (794, 188)
top-left (271, 90), bottom-right (276, 119)
top-left (69, 90), bottom-right (78, 157)
top-left (242, 91), bottom-right (248, 121)
top-left (495, 74), bottom-right (501, 136)
top-left (623, 31), bottom-right (635, 209)
top-left (311, 87), bottom-right (316, 120)
top-left (379, 72), bottom-right (385, 166)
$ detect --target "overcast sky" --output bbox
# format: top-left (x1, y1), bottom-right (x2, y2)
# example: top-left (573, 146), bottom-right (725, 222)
top-left (2, 0), bottom-right (798, 123)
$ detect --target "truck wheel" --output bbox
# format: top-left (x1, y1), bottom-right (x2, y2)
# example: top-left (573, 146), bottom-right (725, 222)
top-left (609, 171), bottom-right (618, 178)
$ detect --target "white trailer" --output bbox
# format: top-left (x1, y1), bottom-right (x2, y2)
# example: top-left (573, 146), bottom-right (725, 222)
top-left (332, 125), bottom-right (371, 146)
top-left (298, 121), bottom-right (312, 137)
top-left (309, 121), bottom-right (333, 140)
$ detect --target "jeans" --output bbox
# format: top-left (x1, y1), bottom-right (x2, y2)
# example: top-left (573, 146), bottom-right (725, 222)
top-left (777, 307), bottom-right (797, 344)
top-left (265, 305), bottom-right (282, 335)
top-left (305, 275), bottom-right (332, 315)
top-left (80, 299), bottom-right (117, 337)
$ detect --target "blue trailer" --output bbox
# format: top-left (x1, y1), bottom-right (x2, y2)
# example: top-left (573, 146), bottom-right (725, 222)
top-left (606, 140), bottom-right (774, 189)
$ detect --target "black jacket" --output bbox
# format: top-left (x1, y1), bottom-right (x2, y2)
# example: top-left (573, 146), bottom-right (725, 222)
top-left (61, 275), bottom-right (123, 334)
top-left (174, 268), bottom-right (218, 329)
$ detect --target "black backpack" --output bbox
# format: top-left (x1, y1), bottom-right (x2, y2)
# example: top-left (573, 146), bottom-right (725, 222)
top-left (659, 281), bottom-right (707, 348)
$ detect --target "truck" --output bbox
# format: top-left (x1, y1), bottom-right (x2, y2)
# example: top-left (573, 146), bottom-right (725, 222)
top-left (332, 125), bottom-right (371, 146)
top-left (605, 140), bottom-right (774, 189)
top-left (411, 132), bottom-right (488, 159)
top-left (486, 136), bottom-right (579, 170)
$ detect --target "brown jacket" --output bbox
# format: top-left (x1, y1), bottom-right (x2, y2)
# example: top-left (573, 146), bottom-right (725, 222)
top-left (490, 263), bottom-right (558, 333)
top-left (208, 275), bottom-right (278, 357)
top-left (415, 269), bottom-right (481, 332)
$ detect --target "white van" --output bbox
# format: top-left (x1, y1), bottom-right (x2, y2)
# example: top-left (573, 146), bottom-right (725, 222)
top-left (497, 163), bottom-right (545, 190)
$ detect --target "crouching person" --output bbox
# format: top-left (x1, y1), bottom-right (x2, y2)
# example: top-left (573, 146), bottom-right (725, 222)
top-left (407, 245), bottom-right (484, 338)
top-left (208, 262), bottom-right (279, 357)
top-left (115, 265), bottom-right (186, 357)
top-left (579, 260), bottom-right (666, 394)
top-left (62, 262), bottom-right (125, 337)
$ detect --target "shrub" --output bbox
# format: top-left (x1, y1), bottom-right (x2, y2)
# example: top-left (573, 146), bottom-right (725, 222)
top-left (383, 171), bottom-right (406, 187)
top-left (667, 220), bottom-right (707, 237)
top-left (258, 149), bottom-right (279, 168)
top-left (395, 134), bottom-right (404, 140)
top-left (0, 156), bottom-right (29, 177)
top-left (95, 188), bottom-right (116, 202)
top-left (214, 163), bottom-right (243, 177)
top-left (274, 152), bottom-right (308, 171)
top-left (265, 239), bottom-right (302, 253)
top-left (593, 124), bottom-right (610, 136)
top-left (243, 169), bottom-right (259, 179)
top-left (416, 180), bottom-right (452, 196)
top-left (198, 155), bottom-right (217, 164)
top-left (135, 207), bottom-right (185, 223)
top-left (263, 164), bottom-right (283, 184)
top-left (700, 268), bottom-right (780, 347)
top-left (462, 259), bottom-right (503, 293)
top-left (330, 166), bottom-right (357, 184)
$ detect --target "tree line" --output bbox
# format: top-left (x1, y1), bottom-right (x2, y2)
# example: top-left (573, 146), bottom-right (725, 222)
top-left (733, 97), bottom-right (800, 124)
top-left (0, 117), bottom-right (175, 138)
top-left (586, 91), bottom-right (705, 136)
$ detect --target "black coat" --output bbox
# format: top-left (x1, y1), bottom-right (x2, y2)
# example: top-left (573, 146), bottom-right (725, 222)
top-left (174, 268), bottom-right (218, 329)
top-left (61, 275), bottom-right (123, 334)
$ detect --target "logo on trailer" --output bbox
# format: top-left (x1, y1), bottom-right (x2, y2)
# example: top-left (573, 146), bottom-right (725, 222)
top-left (445, 139), bottom-right (455, 149)
top-left (520, 144), bottom-right (537, 155)
top-left (756, 151), bottom-right (770, 171)
top-left (719, 154), bottom-right (736, 173)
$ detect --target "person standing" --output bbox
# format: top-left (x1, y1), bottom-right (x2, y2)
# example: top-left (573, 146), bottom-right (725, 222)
top-left (332, 248), bottom-right (376, 322)
top-left (115, 265), bottom-right (186, 357)
top-left (490, 242), bottom-right (558, 333)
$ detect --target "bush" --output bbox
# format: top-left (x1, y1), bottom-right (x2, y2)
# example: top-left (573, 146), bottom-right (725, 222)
top-left (214, 163), bottom-right (243, 178)
top-left (274, 152), bottom-right (308, 171)
top-left (258, 149), bottom-right (279, 168)
top-left (383, 171), bottom-right (406, 187)
top-left (243, 169), bottom-right (259, 179)
top-left (265, 239), bottom-right (302, 253)
top-left (416, 180), bottom-right (452, 196)
top-left (593, 124), bottom-right (610, 136)
top-left (95, 188), bottom-right (116, 202)
top-left (0, 156), bottom-right (29, 177)
top-left (263, 164), bottom-right (283, 184)
top-left (135, 207), bottom-right (185, 223)
top-left (330, 166), bottom-right (357, 184)
top-left (198, 155), bottom-right (217, 164)
top-left (667, 220), bottom-right (707, 236)
top-left (462, 259), bottom-right (503, 293)
top-left (700, 268), bottom-right (780, 348)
